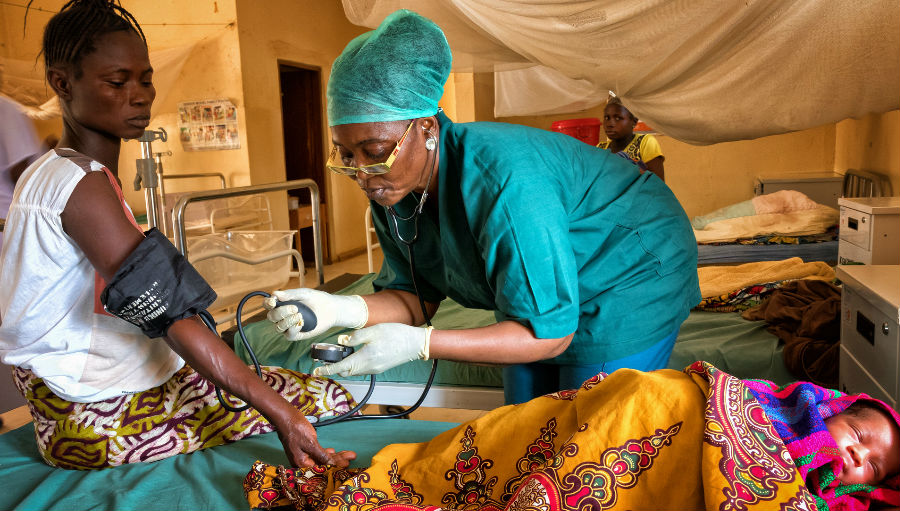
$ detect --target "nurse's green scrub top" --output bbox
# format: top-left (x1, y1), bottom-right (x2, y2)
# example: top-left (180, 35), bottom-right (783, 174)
top-left (371, 111), bottom-right (700, 365)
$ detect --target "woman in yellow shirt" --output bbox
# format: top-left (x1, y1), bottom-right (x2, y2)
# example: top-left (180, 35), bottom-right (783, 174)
top-left (598, 96), bottom-right (665, 181)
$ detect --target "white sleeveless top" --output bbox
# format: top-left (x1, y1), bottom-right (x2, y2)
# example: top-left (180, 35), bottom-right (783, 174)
top-left (0, 149), bottom-right (184, 402)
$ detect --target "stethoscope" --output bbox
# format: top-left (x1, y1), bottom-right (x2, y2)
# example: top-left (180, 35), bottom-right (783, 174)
top-left (201, 130), bottom-right (440, 426)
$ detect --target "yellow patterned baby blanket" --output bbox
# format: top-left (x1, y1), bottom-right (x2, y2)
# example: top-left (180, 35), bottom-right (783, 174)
top-left (244, 362), bottom-right (817, 510)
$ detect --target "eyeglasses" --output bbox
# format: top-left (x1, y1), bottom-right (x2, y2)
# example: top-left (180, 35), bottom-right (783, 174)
top-left (327, 120), bottom-right (415, 176)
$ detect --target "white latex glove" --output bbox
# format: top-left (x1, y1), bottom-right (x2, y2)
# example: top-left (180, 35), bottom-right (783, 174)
top-left (264, 288), bottom-right (368, 341)
top-left (312, 324), bottom-right (433, 378)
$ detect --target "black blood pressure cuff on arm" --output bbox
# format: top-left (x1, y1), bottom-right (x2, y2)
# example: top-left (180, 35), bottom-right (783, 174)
top-left (100, 228), bottom-right (217, 339)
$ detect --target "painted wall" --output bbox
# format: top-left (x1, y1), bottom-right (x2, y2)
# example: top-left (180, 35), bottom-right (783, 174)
top-left (2, 0), bottom-right (246, 222)
top-left (441, 73), bottom-right (476, 123)
top-left (119, 2), bottom-right (246, 223)
top-left (661, 126), bottom-right (837, 218)
top-left (233, 0), bottom-right (369, 259)
top-left (834, 110), bottom-right (900, 195)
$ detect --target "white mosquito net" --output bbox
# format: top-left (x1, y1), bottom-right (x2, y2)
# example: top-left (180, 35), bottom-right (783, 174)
top-left (342, 0), bottom-right (899, 145)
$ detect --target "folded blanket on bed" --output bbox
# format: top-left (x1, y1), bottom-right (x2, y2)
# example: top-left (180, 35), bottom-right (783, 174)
top-left (692, 190), bottom-right (822, 229)
top-left (724, 227), bottom-right (838, 246)
top-left (742, 279), bottom-right (842, 387)
top-left (692, 191), bottom-right (838, 244)
top-left (695, 258), bottom-right (835, 312)
top-left (694, 207), bottom-right (839, 244)
top-left (244, 362), bottom-right (828, 511)
top-left (696, 280), bottom-right (784, 312)
top-left (699, 257), bottom-right (835, 298)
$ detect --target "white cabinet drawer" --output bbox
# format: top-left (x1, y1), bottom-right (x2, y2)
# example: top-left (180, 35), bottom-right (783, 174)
top-left (840, 286), bottom-right (900, 396)
top-left (840, 347), bottom-right (897, 410)
top-left (839, 208), bottom-right (872, 250)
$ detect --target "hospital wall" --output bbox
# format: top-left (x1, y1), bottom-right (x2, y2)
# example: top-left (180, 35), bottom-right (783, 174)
top-left (1, 1), bottom-right (372, 261)
top-left (121, 1), bottom-right (250, 206)
top-left (1, 1), bottom-right (251, 222)
top-left (233, 0), bottom-right (369, 256)
top-left (122, 28), bottom-right (251, 225)
top-left (129, 0), bottom-right (369, 260)
top-left (129, 0), bottom-right (371, 260)
top-left (834, 111), bottom-right (900, 196)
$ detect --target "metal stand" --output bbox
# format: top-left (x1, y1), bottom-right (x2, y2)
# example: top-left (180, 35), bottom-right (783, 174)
top-left (134, 128), bottom-right (167, 233)
top-left (154, 150), bottom-right (173, 205)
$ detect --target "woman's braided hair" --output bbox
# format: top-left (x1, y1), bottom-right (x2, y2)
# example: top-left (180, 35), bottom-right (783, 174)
top-left (27, 0), bottom-right (145, 76)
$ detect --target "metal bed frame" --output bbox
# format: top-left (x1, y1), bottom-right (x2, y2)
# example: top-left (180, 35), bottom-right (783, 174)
top-left (170, 180), bottom-right (325, 327)
top-left (171, 179), bottom-right (325, 286)
top-left (842, 168), bottom-right (893, 198)
top-left (339, 380), bottom-right (505, 410)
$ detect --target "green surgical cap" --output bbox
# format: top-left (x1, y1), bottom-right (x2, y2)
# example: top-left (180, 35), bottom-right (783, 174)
top-left (327, 9), bottom-right (452, 126)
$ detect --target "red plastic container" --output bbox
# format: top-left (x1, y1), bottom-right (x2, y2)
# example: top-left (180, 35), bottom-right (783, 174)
top-left (550, 117), bottom-right (602, 146)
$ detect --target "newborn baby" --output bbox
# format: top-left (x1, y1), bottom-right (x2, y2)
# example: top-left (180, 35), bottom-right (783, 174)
top-left (825, 401), bottom-right (900, 487)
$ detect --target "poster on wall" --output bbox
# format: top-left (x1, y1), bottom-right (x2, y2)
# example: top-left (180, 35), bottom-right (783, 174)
top-left (177, 99), bottom-right (240, 151)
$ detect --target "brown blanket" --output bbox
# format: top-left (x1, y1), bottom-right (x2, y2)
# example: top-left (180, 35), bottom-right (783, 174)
top-left (742, 279), bottom-right (841, 386)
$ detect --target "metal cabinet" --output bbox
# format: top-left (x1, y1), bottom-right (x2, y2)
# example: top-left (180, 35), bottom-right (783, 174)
top-left (837, 197), bottom-right (900, 265)
top-left (754, 172), bottom-right (844, 209)
top-left (836, 265), bottom-right (900, 411)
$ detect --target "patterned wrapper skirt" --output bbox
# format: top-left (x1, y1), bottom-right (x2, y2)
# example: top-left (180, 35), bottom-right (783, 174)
top-left (12, 365), bottom-right (355, 470)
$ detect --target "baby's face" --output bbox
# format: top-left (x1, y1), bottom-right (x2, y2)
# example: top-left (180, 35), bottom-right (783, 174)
top-left (824, 407), bottom-right (900, 486)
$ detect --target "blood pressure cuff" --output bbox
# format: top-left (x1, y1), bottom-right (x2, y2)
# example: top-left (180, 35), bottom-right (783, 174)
top-left (100, 228), bottom-right (217, 339)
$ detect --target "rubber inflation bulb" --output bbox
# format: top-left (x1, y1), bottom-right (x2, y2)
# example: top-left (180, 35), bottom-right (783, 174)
top-left (275, 300), bottom-right (318, 332)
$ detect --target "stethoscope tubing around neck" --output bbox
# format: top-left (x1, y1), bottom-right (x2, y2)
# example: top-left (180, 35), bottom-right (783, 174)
top-left (386, 134), bottom-right (438, 246)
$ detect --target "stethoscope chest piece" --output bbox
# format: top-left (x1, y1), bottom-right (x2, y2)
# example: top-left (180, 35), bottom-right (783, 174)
top-left (310, 342), bottom-right (354, 363)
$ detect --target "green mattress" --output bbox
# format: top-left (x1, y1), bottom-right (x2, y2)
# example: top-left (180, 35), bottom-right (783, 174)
top-left (235, 274), bottom-right (796, 387)
top-left (0, 419), bottom-right (457, 511)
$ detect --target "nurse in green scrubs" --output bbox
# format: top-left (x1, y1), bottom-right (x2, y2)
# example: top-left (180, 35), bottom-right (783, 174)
top-left (265, 9), bottom-right (701, 404)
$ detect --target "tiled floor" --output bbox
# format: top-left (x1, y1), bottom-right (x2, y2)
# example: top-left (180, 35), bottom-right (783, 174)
top-left (321, 250), bottom-right (383, 283)
top-left (0, 406), bottom-right (30, 435)
top-left (0, 249), bottom-right (490, 436)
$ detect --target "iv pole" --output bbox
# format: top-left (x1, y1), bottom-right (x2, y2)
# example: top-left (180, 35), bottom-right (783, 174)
top-left (134, 128), bottom-right (167, 233)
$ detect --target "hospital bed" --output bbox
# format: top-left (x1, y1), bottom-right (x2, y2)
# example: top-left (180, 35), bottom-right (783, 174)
top-left (129, 132), bottom-right (318, 327)
top-left (0, 268), bottom-right (796, 511)
top-left (0, 304), bottom-right (798, 511)
top-left (139, 155), bottom-right (274, 237)
top-left (187, 177), bottom-right (802, 410)
top-left (229, 272), bottom-right (797, 411)
top-left (0, 418), bottom-right (457, 511)
top-left (695, 169), bottom-right (890, 266)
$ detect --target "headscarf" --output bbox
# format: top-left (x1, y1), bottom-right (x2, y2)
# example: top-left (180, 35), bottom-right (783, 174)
top-left (743, 378), bottom-right (900, 510)
top-left (326, 9), bottom-right (452, 126)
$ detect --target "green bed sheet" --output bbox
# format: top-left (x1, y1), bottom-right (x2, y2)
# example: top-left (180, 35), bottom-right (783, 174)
top-left (0, 280), bottom-right (795, 510)
top-left (235, 274), bottom-right (796, 387)
top-left (0, 419), bottom-right (458, 511)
